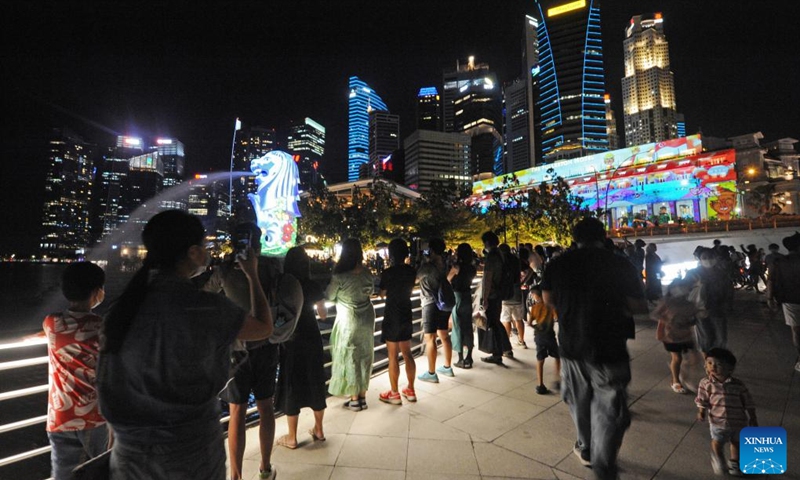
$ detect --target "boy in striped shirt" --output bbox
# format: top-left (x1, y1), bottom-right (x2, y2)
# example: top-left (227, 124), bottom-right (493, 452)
top-left (696, 348), bottom-right (757, 476)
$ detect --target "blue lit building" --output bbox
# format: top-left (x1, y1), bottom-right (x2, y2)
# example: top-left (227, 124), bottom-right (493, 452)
top-left (535, 0), bottom-right (608, 163)
top-left (348, 76), bottom-right (388, 182)
top-left (416, 87), bottom-right (441, 131)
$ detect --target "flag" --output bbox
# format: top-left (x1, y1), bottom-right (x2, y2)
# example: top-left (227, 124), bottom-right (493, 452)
top-left (235, 118), bottom-right (242, 131)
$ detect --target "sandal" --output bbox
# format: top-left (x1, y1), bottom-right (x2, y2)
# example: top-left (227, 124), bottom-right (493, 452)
top-left (275, 435), bottom-right (298, 449)
top-left (671, 383), bottom-right (687, 394)
top-left (309, 429), bottom-right (326, 442)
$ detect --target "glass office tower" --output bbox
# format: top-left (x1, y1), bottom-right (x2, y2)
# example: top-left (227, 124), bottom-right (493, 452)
top-left (348, 76), bottom-right (388, 182)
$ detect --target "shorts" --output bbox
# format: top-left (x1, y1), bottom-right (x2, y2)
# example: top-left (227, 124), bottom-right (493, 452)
top-left (220, 343), bottom-right (279, 404)
top-left (783, 303), bottom-right (800, 327)
top-left (663, 341), bottom-right (695, 353)
top-left (501, 303), bottom-right (525, 323)
top-left (381, 315), bottom-right (413, 343)
top-left (422, 304), bottom-right (449, 334)
top-left (534, 332), bottom-right (560, 361)
top-left (710, 423), bottom-right (742, 444)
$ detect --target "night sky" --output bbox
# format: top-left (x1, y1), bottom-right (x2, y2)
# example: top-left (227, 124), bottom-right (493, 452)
top-left (2, 1), bottom-right (799, 255)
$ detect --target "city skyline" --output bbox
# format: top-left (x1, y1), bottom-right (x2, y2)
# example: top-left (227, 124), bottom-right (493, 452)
top-left (2, 1), bottom-right (799, 254)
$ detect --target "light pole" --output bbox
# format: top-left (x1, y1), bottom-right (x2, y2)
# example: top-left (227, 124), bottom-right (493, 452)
top-left (603, 155), bottom-right (637, 227)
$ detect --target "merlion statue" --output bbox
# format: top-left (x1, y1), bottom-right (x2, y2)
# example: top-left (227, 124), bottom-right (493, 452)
top-left (247, 150), bottom-right (301, 256)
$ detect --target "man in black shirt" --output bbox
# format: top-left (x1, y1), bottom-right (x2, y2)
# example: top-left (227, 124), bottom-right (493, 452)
top-left (541, 218), bottom-right (647, 480)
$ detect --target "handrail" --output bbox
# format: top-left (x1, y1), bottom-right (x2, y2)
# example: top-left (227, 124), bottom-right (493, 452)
top-left (0, 337), bottom-right (47, 351)
top-left (0, 357), bottom-right (49, 372)
top-left (0, 415), bottom-right (47, 435)
top-left (0, 446), bottom-right (51, 468)
top-left (0, 385), bottom-right (48, 402)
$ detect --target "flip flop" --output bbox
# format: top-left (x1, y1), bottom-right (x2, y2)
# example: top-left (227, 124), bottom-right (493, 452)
top-left (309, 429), bottom-right (326, 442)
top-left (671, 383), bottom-right (687, 394)
top-left (275, 435), bottom-right (298, 449)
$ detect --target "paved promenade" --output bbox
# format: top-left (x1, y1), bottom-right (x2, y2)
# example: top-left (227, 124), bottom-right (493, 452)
top-left (230, 291), bottom-right (800, 479)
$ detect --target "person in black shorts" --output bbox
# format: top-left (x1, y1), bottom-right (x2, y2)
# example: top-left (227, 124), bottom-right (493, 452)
top-left (417, 238), bottom-right (454, 383)
top-left (201, 224), bottom-right (280, 480)
top-left (529, 286), bottom-right (560, 394)
top-left (378, 239), bottom-right (418, 404)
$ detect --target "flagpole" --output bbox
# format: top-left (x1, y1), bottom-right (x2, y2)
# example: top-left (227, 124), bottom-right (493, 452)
top-left (229, 118), bottom-right (241, 219)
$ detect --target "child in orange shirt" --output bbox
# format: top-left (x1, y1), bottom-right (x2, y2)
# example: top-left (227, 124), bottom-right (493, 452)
top-left (529, 287), bottom-right (560, 394)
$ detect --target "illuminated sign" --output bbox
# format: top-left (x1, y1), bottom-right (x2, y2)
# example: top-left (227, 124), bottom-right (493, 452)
top-left (123, 137), bottom-right (141, 146)
top-left (156, 138), bottom-right (173, 145)
top-left (547, 0), bottom-right (586, 17)
top-left (531, 65), bottom-right (541, 78)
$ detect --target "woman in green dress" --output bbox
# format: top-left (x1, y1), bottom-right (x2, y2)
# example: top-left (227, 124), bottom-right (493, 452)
top-left (326, 238), bottom-right (376, 411)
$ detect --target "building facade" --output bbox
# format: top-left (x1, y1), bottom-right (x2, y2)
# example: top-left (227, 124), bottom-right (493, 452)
top-left (288, 117), bottom-right (326, 190)
top-left (367, 110), bottom-right (400, 179)
top-left (442, 57), bottom-right (503, 176)
top-left (404, 130), bottom-right (471, 193)
top-left (39, 128), bottom-right (95, 259)
top-left (348, 76), bottom-right (388, 182)
top-left (155, 138), bottom-right (185, 188)
top-left (416, 87), bottom-right (441, 131)
top-left (503, 78), bottom-right (533, 174)
top-left (605, 94), bottom-right (620, 150)
top-left (535, 0), bottom-right (608, 162)
top-left (622, 13), bottom-right (679, 146)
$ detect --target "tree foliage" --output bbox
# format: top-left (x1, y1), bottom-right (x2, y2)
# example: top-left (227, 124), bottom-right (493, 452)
top-left (413, 179), bottom-right (483, 246)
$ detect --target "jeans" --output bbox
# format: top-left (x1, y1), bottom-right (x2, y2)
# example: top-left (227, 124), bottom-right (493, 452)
top-left (561, 358), bottom-right (631, 480)
top-left (695, 315), bottom-right (727, 353)
top-left (48, 426), bottom-right (109, 480)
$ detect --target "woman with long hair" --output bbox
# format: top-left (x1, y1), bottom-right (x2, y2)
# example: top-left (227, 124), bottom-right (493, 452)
top-left (275, 246), bottom-right (328, 448)
top-left (97, 210), bottom-right (272, 479)
top-left (377, 239), bottom-right (417, 405)
top-left (448, 243), bottom-right (477, 368)
top-left (326, 238), bottom-right (375, 411)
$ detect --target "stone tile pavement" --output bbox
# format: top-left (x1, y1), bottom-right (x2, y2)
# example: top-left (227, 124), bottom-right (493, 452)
top-left (228, 291), bottom-right (800, 479)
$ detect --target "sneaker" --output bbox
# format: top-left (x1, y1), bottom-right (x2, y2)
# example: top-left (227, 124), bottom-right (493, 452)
top-left (343, 399), bottom-right (362, 412)
top-left (481, 355), bottom-right (503, 365)
top-left (517, 340), bottom-right (528, 348)
top-left (728, 460), bottom-right (743, 477)
top-left (359, 397), bottom-right (368, 410)
top-left (379, 390), bottom-right (402, 405)
top-left (503, 350), bottom-right (514, 358)
top-left (536, 385), bottom-right (549, 395)
top-left (573, 442), bottom-right (591, 467)
top-left (436, 365), bottom-right (455, 377)
top-left (711, 453), bottom-right (724, 476)
top-left (418, 371), bottom-right (439, 383)
top-left (454, 359), bottom-right (466, 369)
top-left (463, 358), bottom-right (473, 369)
top-left (259, 465), bottom-right (277, 480)
top-left (401, 387), bottom-right (417, 402)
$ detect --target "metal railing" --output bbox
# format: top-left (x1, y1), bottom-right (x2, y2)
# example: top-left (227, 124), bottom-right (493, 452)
top-left (0, 279), bottom-right (480, 473)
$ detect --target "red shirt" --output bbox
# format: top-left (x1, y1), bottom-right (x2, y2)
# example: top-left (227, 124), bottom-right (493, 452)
top-left (44, 310), bottom-right (106, 432)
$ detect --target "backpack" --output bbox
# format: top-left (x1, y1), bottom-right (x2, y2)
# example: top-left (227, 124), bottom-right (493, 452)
top-left (267, 272), bottom-right (303, 344)
top-left (499, 254), bottom-right (517, 301)
top-left (436, 275), bottom-right (456, 311)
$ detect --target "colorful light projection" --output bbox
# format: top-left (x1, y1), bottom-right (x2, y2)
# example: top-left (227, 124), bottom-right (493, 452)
top-left (248, 150), bottom-right (301, 256)
top-left (567, 149), bottom-right (738, 217)
top-left (472, 134), bottom-right (703, 196)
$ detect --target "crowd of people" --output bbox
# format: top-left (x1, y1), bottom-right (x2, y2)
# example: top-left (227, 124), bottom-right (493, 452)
top-left (41, 208), bottom-right (800, 479)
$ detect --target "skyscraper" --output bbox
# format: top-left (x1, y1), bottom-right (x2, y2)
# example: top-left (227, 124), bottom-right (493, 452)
top-left (535, 0), bottom-right (608, 162)
top-left (39, 128), bottom-right (95, 259)
top-left (416, 87), bottom-right (441, 131)
top-left (368, 110), bottom-right (400, 178)
top-left (95, 136), bottom-right (142, 240)
top-left (622, 13), bottom-right (679, 146)
top-left (348, 76), bottom-right (388, 182)
top-left (404, 130), bottom-right (471, 193)
top-left (605, 94), bottom-right (620, 150)
top-left (523, 15), bottom-right (540, 164)
top-left (232, 125), bottom-right (276, 215)
top-left (288, 117), bottom-right (325, 189)
top-left (503, 78), bottom-right (533, 174)
top-left (442, 57), bottom-right (503, 176)
top-left (155, 137), bottom-right (185, 188)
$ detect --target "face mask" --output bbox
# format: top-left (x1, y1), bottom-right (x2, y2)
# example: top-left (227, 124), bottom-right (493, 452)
top-left (700, 259), bottom-right (715, 268)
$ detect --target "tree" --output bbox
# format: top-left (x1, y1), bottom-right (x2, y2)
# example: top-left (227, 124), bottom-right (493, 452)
top-left (297, 182), bottom-right (344, 248)
top-left (413, 179), bottom-right (483, 246)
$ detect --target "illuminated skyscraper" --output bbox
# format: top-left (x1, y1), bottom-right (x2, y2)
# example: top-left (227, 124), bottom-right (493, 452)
top-left (622, 13), bottom-right (679, 146)
top-left (154, 138), bottom-right (185, 188)
top-left (605, 94), bottom-right (620, 150)
top-left (368, 110), bottom-right (400, 178)
top-left (348, 76), bottom-right (388, 181)
top-left (232, 125), bottom-right (276, 215)
top-left (288, 117), bottom-right (325, 189)
top-left (95, 136), bottom-right (142, 240)
top-left (535, 0), bottom-right (608, 162)
top-left (39, 128), bottom-right (95, 259)
top-left (404, 130), bottom-right (471, 193)
top-left (416, 87), bottom-right (441, 131)
top-left (443, 57), bottom-right (503, 175)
